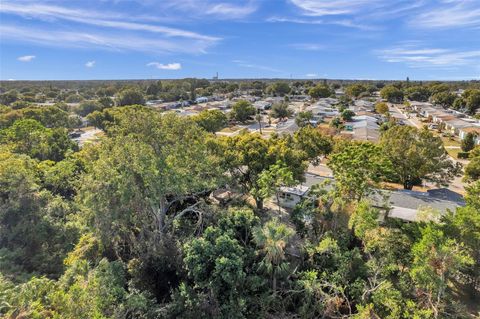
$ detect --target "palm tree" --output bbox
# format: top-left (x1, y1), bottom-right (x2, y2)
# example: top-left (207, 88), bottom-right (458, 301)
top-left (255, 112), bottom-right (262, 134)
top-left (253, 219), bottom-right (294, 292)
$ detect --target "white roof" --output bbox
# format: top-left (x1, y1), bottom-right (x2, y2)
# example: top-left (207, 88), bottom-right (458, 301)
top-left (280, 185), bottom-right (310, 196)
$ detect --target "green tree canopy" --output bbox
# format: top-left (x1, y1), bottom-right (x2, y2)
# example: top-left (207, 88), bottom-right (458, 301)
top-left (217, 132), bottom-right (307, 209)
top-left (193, 109), bottom-right (228, 133)
top-left (328, 141), bottom-right (393, 201)
top-left (230, 100), bottom-right (256, 123)
top-left (464, 147), bottom-right (480, 182)
top-left (308, 84), bottom-right (333, 99)
top-left (116, 88), bottom-right (145, 106)
top-left (0, 119), bottom-right (78, 162)
top-left (79, 111), bottom-right (223, 258)
top-left (380, 126), bottom-right (461, 189)
top-left (380, 85), bottom-right (404, 103)
top-left (375, 102), bottom-right (389, 115)
top-left (270, 102), bottom-right (292, 119)
top-left (345, 84), bottom-right (368, 98)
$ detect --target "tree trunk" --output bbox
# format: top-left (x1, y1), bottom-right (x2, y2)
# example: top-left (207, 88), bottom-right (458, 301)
top-left (403, 178), bottom-right (413, 190)
top-left (255, 197), bottom-right (264, 210)
top-left (272, 270), bottom-right (277, 293)
top-left (158, 196), bottom-right (167, 235)
top-left (275, 192), bottom-right (281, 214)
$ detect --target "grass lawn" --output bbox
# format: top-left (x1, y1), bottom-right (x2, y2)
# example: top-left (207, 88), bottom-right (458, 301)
top-left (445, 147), bottom-right (461, 159)
top-left (219, 126), bottom-right (241, 133)
top-left (429, 132), bottom-right (463, 159)
top-left (437, 136), bottom-right (462, 159)
top-left (440, 136), bottom-right (461, 147)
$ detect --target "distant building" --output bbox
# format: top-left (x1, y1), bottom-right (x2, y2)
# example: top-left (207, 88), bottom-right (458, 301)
top-left (195, 96), bottom-right (209, 103)
top-left (253, 100), bottom-right (272, 111)
top-left (458, 127), bottom-right (480, 145)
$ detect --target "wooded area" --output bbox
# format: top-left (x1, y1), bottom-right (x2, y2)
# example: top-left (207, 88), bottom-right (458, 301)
top-left (0, 79), bottom-right (479, 318)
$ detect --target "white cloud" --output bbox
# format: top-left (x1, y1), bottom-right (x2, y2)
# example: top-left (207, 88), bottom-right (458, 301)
top-left (147, 62), bottom-right (182, 70)
top-left (377, 44), bottom-right (480, 69)
top-left (161, 0), bottom-right (257, 19)
top-left (17, 55), bottom-right (35, 62)
top-left (0, 2), bottom-right (219, 41)
top-left (85, 60), bottom-right (95, 68)
top-left (0, 1), bottom-right (220, 54)
top-left (289, 0), bottom-right (375, 16)
top-left (305, 73), bottom-right (318, 77)
top-left (0, 25), bottom-right (215, 54)
top-left (411, 1), bottom-right (480, 28)
top-left (266, 16), bottom-right (376, 30)
top-left (206, 2), bottom-right (257, 19)
top-left (290, 43), bottom-right (326, 51)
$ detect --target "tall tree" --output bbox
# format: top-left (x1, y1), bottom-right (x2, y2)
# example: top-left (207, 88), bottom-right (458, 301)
top-left (293, 126), bottom-right (333, 165)
top-left (328, 142), bottom-right (392, 201)
top-left (270, 102), bottom-right (292, 119)
top-left (380, 126), bottom-right (461, 189)
top-left (380, 85), bottom-right (403, 103)
top-left (230, 100), bottom-right (256, 123)
top-left (308, 84), bottom-right (333, 99)
top-left (375, 102), bottom-right (389, 115)
top-left (193, 109), bottom-right (228, 133)
top-left (461, 132), bottom-right (476, 152)
top-left (345, 84), bottom-right (368, 98)
top-left (410, 225), bottom-right (473, 318)
top-left (295, 110), bottom-right (313, 127)
top-left (464, 147), bottom-right (480, 182)
top-left (79, 111), bottom-right (223, 258)
top-left (217, 132), bottom-right (306, 209)
top-left (115, 88), bottom-right (145, 106)
top-left (0, 119), bottom-right (77, 162)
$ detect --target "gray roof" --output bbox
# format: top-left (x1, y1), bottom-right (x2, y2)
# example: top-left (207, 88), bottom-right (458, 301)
top-left (375, 189), bottom-right (464, 211)
top-left (303, 174), bottom-right (464, 221)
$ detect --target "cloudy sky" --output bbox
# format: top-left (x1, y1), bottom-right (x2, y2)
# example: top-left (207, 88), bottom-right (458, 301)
top-left (1, 0), bottom-right (479, 80)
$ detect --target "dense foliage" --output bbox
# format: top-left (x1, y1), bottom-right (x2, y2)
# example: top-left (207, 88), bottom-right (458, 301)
top-left (0, 79), bottom-right (479, 319)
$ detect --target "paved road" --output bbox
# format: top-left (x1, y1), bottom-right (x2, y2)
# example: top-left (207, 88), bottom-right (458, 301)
top-left (275, 119), bottom-right (298, 134)
top-left (389, 104), bottom-right (421, 128)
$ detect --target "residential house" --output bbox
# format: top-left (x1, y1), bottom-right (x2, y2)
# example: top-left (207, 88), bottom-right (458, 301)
top-left (278, 185), bottom-right (310, 208)
top-left (343, 115), bottom-right (380, 142)
top-left (373, 189), bottom-right (464, 222)
top-left (253, 100), bottom-right (272, 111)
top-left (195, 96), bottom-right (209, 103)
top-left (459, 126), bottom-right (480, 145)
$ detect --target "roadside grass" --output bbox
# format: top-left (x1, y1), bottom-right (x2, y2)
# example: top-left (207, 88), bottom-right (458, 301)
top-left (220, 126), bottom-right (241, 133)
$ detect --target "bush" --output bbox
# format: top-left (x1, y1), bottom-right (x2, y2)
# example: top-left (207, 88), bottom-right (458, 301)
top-left (458, 152), bottom-right (470, 159)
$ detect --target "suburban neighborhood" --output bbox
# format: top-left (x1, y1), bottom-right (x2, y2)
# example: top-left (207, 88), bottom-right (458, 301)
top-left (1, 0), bottom-right (480, 318)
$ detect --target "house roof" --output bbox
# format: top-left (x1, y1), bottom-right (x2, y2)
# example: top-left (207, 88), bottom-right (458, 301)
top-left (352, 127), bottom-right (380, 141)
top-left (303, 174), bottom-right (464, 222)
top-left (372, 189), bottom-right (464, 221)
top-left (460, 126), bottom-right (480, 134)
top-left (434, 115), bottom-right (456, 121)
top-left (445, 119), bottom-right (474, 129)
top-left (344, 115), bottom-right (380, 141)
top-left (280, 185), bottom-right (310, 196)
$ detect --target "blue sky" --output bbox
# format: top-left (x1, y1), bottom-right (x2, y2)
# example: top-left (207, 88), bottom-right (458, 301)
top-left (1, 0), bottom-right (479, 80)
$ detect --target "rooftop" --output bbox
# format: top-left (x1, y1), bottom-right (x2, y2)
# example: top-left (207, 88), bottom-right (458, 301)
top-left (280, 185), bottom-right (310, 196)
